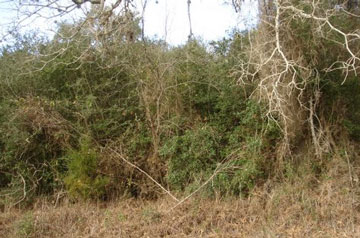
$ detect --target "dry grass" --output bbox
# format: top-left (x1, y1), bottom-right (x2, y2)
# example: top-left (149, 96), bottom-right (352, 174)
top-left (1, 177), bottom-right (359, 238)
top-left (1, 150), bottom-right (360, 238)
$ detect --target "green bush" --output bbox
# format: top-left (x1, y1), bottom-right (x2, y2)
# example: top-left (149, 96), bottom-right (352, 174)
top-left (160, 100), bottom-right (279, 196)
top-left (319, 75), bottom-right (360, 141)
top-left (64, 137), bottom-right (109, 200)
top-left (160, 125), bottom-right (219, 190)
top-left (212, 101), bottom-right (277, 196)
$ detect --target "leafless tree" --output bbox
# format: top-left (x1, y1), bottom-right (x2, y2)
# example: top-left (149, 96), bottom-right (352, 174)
top-left (233, 0), bottom-right (360, 161)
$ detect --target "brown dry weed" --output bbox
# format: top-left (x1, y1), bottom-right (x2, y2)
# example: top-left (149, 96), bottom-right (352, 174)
top-left (1, 148), bottom-right (359, 238)
top-left (1, 174), bottom-right (359, 238)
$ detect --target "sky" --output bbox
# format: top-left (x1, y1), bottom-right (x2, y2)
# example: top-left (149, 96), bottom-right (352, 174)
top-left (0, 0), bottom-right (258, 45)
top-left (140, 0), bottom-right (258, 45)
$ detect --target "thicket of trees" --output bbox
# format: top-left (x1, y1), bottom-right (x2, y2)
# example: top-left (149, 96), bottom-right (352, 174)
top-left (0, 0), bottom-right (359, 207)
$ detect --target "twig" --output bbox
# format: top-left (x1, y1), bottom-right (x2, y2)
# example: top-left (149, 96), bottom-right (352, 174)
top-left (12, 173), bottom-right (27, 207)
top-left (168, 148), bottom-right (241, 212)
top-left (168, 163), bottom-right (223, 212)
top-left (108, 147), bottom-right (179, 202)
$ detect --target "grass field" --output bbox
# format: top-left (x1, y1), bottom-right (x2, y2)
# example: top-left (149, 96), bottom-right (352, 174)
top-left (2, 176), bottom-right (359, 238)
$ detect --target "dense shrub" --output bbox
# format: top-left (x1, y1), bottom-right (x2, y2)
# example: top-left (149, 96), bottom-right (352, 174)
top-left (160, 125), bottom-right (220, 190)
top-left (320, 75), bottom-right (360, 141)
top-left (0, 97), bottom-right (69, 205)
top-left (160, 99), bottom-right (280, 196)
top-left (0, 22), bottom-right (282, 203)
top-left (64, 137), bottom-right (109, 200)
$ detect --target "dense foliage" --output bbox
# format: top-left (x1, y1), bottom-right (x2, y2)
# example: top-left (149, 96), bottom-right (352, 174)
top-left (1, 1), bottom-right (360, 206)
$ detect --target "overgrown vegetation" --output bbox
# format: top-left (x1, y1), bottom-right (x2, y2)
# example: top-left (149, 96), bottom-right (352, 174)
top-left (0, 2), bottom-right (359, 225)
top-left (1, 24), bottom-right (275, 204)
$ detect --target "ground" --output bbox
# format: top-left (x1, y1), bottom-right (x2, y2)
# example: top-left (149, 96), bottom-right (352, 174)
top-left (2, 178), bottom-right (360, 238)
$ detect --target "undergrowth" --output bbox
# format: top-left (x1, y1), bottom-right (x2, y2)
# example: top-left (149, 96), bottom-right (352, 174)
top-left (0, 3), bottom-right (359, 207)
